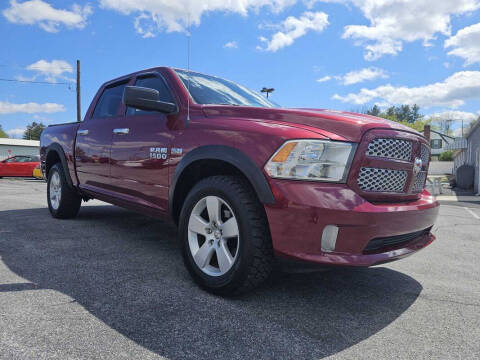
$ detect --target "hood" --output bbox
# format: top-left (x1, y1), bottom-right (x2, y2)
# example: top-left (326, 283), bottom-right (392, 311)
top-left (202, 106), bottom-right (422, 142)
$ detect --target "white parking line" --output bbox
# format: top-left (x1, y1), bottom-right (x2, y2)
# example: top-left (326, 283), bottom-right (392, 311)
top-left (464, 207), bottom-right (480, 220)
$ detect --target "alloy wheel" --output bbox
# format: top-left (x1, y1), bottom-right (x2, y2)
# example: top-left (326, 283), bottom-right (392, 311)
top-left (187, 196), bottom-right (240, 276)
top-left (49, 171), bottom-right (62, 210)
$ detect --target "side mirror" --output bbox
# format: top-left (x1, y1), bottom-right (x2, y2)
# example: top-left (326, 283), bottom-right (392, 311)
top-left (123, 86), bottom-right (177, 114)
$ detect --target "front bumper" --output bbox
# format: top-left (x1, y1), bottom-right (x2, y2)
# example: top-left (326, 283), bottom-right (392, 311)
top-left (265, 179), bottom-right (439, 268)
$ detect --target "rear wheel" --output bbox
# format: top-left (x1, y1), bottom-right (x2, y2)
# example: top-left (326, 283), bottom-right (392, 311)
top-left (179, 176), bottom-right (273, 295)
top-left (47, 163), bottom-right (81, 219)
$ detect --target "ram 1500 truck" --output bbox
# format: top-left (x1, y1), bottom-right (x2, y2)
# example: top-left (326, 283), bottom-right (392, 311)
top-left (40, 67), bottom-right (439, 295)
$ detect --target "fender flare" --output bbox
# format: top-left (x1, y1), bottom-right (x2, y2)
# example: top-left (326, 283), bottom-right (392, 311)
top-left (169, 145), bottom-right (275, 217)
top-left (45, 143), bottom-right (74, 189)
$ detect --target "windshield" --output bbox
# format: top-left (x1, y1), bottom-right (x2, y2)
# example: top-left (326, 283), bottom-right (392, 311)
top-left (174, 69), bottom-right (280, 108)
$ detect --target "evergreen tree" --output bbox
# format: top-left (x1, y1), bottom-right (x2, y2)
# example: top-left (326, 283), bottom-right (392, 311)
top-left (367, 105), bottom-right (381, 116)
top-left (23, 122), bottom-right (46, 140)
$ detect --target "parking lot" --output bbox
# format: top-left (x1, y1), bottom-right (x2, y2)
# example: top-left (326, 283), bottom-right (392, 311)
top-left (0, 178), bottom-right (479, 360)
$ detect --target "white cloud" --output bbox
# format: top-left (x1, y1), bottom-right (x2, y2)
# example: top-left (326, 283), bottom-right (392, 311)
top-left (20, 59), bottom-right (74, 83)
top-left (333, 71), bottom-right (480, 108)
top-left (427, 111), bottom-right (478, 137)
top-left (258, 11), bottom-right (329, 52)
top-left (305, 0), bottom-right (343, 7)
top-left (317, 75), bottom-right (332, 83)
top-left (426, 110), bottom-right (478, 122)
top-left (224, 41), bottom-right (238, 49)
top-left (339, 67), bottom-right (388, 85)
top-left (452, 127), bottom-right (465, 137)
top-left (6, 127), bottom-right (26, 138)
top-left (445, 22), bottom-right (480, 66)
top-left (0, 101), bottom-right (66, 114)
top-left (100, 0), bottom-right (297, 36)
top-left (320, 0), bottom-right (480, 60)
top-left (317, 67), bottom-right (387, 85)
top-left (3, 0), bottom-right (92, 33)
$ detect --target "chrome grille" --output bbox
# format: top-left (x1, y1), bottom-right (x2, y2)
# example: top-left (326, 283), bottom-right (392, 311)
top-left (357, 167), bottom-right (407, 193)
top-left (367, 138), bottom-right (412, 161)
top-left (412, 171), bottom-right (427, 193)
top-left (420, 144), bottom-right (430, 167)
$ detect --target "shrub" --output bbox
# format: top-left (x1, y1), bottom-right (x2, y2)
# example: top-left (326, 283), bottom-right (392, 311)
top-left (439, 151), bottom-right (453, 161)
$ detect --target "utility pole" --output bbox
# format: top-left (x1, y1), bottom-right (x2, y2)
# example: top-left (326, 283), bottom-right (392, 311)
top-left (76, 60), bottom-right (81, 122)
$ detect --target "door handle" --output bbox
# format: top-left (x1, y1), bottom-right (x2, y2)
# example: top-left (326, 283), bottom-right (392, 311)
top-left (77, 129), bottom-right (89, 136)
top-left (113, 128), bottom-right (130, 135)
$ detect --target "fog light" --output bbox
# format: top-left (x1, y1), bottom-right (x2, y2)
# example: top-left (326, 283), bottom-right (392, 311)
top-left (321, 225), bottom-right (339, 252)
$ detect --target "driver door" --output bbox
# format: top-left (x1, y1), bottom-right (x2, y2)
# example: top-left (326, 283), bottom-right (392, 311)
top-left (109, 73), bottom-right (176, 212)
top-left (0, 156), bottom-right (18, 176)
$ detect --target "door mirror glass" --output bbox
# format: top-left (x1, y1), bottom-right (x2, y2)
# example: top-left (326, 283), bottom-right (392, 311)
top-left (123, 86), bottom-right (177, 114)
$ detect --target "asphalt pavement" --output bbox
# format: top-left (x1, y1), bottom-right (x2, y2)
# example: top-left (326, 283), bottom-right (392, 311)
top-left (0, 178), bottom-right (479, 360)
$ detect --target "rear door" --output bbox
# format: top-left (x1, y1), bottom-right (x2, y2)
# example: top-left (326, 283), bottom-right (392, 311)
top-left (109, 73), bottom-right (176, 212)
top-left (75, 80), bottom-right (130, 192)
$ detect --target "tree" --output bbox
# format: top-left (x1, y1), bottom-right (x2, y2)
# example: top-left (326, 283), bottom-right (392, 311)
top-left (467, 116), bottom-right (480, 132)
top-left (386, 106), bottom-right (396, 118)
top-left (23, 122), bottom-right (46, 140)
top-left (367, 105), bottom-right (381, 116)
top-left (411, 104), bottom-right (423, 123)
top-left (0, 124), bottom-right (8, 138)
top-left (360, 104), bottom-right (431, 132)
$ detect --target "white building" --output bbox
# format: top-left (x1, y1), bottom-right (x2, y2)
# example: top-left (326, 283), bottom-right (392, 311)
top-left (422, 128), bottom-right (454, 160)
top-left (0, 138), bottom-right (40, 160)
top-left (447, 121), bottom-right (480, 193)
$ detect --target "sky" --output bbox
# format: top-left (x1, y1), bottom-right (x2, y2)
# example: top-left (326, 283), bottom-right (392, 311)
top-left (1, 0), bottom-right (480, 138)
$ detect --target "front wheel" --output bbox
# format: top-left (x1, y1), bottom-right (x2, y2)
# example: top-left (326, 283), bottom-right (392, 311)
top-left (47, 163), bottom-right (81, 219)
top-left (179, 176), bottom-right (273, 295)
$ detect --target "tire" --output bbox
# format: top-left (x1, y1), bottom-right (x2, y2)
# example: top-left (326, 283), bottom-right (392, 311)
top-left (179, 176), bottom-right (273, 295)
top-left (47, 163), bottom-right (81, 219)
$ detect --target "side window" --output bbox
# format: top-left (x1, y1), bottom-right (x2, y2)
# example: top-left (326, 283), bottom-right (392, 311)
top-left (92, 82), bottom-right (128, 119)
top-left (5, 157), bottom-right (16, 163)
top-left (24, 156), bottom-right (37, 162)
top-left (15, 156), bottom-right (28, 163)
top-left (127, 75), bottom-right (174, 116)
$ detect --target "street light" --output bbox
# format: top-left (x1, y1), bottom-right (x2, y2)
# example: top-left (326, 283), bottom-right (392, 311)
top-left (261, 87), bottom-right (274, 98)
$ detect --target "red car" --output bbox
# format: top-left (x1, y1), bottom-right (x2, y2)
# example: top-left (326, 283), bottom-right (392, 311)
top-left (40, 67), bottom-right (439, 295)
top-left (0, 155), bottom-right (40, 178)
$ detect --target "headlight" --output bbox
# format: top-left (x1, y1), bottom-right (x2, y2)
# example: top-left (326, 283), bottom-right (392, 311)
top-left (264, 139), bottom-right (356, 182)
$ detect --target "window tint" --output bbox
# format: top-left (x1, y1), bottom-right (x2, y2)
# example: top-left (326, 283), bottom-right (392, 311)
top-left (92, 82), bottom-right (128, 118)
top-left (127, 75), bottom-right (174, 116)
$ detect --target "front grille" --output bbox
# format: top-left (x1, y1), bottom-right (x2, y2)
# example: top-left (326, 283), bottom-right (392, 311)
top-left (420, 144), bottom-right (430, 166)
top-left (363, 228), bottom-right (431, 253)
top-left (366, 138), bottom-right (412, 161)
top-left (357, 167), bottom-right (407, 193)
top-left (412, 171), bottom-right (427, 193)
top-left (356, 133), bottom-right (431, 196)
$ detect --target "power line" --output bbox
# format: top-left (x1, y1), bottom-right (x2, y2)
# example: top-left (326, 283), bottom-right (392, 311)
top-left (0, 77), bottom-right (72, 85)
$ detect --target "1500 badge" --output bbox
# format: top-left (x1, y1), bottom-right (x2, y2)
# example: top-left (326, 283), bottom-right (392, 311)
top-left (150, 147), bottom-right (183, 160)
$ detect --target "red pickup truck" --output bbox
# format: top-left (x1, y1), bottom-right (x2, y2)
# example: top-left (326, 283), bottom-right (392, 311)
top-left (40, 67), bottom-right (439, 294)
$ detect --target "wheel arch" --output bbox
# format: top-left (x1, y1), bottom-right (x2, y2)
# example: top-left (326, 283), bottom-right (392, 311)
top-left (169, 145), bottom-right (275, 224)
top-left (45, 143), bottom-right (74, 189)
